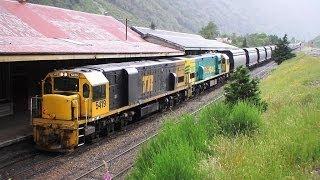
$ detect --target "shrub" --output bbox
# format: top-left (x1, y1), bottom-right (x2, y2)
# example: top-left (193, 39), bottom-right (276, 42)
top-left (224, 66), bottom-right (268, 111)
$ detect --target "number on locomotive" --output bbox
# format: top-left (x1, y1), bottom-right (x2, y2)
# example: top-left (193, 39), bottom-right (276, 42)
top-left (96, 100), bottom-right (106, 109)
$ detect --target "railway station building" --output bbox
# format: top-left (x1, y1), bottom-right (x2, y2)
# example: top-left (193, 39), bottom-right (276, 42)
top-left (131, 26), bottom-right (238, 54)
top-left (0, 0), bottom-right (236, 146)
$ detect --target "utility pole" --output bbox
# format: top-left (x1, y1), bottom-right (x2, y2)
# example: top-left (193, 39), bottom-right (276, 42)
top-left (117, 18), bottom-right (130, 41)
top-left (125, 18), bottom-right (128, 41)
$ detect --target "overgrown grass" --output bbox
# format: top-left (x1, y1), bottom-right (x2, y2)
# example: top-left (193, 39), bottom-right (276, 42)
top-left (129, 115), bottom-right (207, 180)
top-left (205, 53), bottom-right (320, 179)
top-left (128, 53), bottom-right (320, 179)
top-left (129, 102), bottom-right (261, 179)
top-left (199, 102), bottom-right (262, 137)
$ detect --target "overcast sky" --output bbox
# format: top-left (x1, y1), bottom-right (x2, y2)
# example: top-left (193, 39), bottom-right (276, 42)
top-left (229, 0), bottom-right (320, 40)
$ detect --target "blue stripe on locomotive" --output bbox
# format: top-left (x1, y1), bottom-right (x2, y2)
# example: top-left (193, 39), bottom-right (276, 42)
top-left (195, 54), bottom-right (222, 81)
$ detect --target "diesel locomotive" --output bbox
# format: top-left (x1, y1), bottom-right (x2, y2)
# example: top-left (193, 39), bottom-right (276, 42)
top-left (32, 46), bottom-right (274, 152)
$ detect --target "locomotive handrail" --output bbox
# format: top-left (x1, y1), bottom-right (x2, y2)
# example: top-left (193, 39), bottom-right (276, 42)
top-left (30, 96), bottom-right (42, 123)
top-left (76, 99), bottom-right (79, 122)
top-left (84, 98), bottom-right (88, 125)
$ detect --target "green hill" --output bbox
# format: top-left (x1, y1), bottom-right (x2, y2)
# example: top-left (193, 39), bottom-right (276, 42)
top-left (28, 0), bottom-right (257, 35)
top-left (311, 36), bottom-right (320, 48)
top-left (29, 0), bottom-right (320, 40)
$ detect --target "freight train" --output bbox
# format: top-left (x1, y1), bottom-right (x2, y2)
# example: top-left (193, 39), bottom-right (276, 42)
top-left (32, 46), bottom-right (275, 152)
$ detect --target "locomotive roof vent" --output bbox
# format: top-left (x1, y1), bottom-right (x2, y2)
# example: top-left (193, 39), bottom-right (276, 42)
top-left (80, 69), bottom-right (92, 72)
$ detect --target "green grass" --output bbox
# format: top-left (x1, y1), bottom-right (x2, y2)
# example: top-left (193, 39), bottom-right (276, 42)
top-left (129, 102), bottom-right (261, 179)
top-left (204, 53), bottom-right (320, 179)
top-left (129, 116), bottom-right (207, 180)
top-left (128, 53), bottom-right (320, 179)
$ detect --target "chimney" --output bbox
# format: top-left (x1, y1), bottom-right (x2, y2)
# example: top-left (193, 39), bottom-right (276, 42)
top-left (18, 0), bottom-right (28, 4)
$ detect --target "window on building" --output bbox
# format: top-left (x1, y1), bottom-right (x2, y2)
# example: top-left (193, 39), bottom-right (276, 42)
top-left (0, 64), bottom-right (9, 101)
top-left (93, 84), bottom-right (106, 101)
top-left (83, 83), bottom-right (90, 98)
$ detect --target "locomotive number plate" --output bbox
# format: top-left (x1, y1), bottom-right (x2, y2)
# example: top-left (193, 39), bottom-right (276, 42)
top-left (96, 100), bottom-right (107, 109)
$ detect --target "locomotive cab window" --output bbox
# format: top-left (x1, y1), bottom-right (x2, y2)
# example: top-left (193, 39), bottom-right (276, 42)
top-left (222, 57), bottom-right (226, 64)
top-left (190, 73), bottom-right (195, 79)
top-left (178, 76), bottom-right (184, 83)
top-left (54, 77), bottom-right (79, 92)
top-left (93, 84), bottom-right (106, 101)
top-left (83, 83), bottom-right (90, 98)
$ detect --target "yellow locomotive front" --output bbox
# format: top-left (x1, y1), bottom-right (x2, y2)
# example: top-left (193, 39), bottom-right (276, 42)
top-left (32, 70), bottom-right (109, 152)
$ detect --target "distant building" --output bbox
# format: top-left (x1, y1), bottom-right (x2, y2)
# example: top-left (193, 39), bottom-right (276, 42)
top-left (132, 26), bottom-right (238, 55)
top-left (215, 37), bottom-right (233, 44)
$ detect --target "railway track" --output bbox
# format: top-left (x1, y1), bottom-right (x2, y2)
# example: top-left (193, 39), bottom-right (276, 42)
top-left (1, 94), bottom-right (207, 179)
top-left (0, 113), bottom-right (165, 179)
top-left (73, 62), bottom-right (277, 180)
top-left (0, 61), bottom-right (276, 180)
top-left (74, 94), bottom-right (225, 180)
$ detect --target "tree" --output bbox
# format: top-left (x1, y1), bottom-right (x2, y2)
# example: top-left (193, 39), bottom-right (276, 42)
top-left (199, 21), bottom-right (219, 39)
top-left (273, 34), bottom-right (296, 64)
top-left (268, 35), bottom-right (280, 45)
top-left (224, 66), bottom-right (267, 111)
top-left (150, 21), bottom-right (156, 30)
top-left (242, 37), bottom-right (248, 48)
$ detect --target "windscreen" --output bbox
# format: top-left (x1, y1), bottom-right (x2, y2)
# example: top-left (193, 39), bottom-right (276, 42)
top-left (54, 77), bottom-right (79, 92)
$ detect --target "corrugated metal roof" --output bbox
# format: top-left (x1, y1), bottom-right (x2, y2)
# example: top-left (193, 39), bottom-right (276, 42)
top-left (0, 0), bottom-right (182, 62)
top-left (132, 26), bottom-right (238, 51)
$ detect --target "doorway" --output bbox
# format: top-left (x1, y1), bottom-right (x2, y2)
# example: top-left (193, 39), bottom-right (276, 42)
top-left (12, 75), bottom-right (28, 112)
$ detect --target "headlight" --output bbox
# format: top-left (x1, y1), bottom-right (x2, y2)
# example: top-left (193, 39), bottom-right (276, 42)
top-left (64, 72), bottom-right (68, 77)
top-left (60, 72), bottom-right (64, 77)
top-left (70, 73), bottom-right (79, 77)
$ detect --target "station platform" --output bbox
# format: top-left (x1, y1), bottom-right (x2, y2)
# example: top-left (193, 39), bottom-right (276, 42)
top-left (0, 112), bottom-right (32, 148)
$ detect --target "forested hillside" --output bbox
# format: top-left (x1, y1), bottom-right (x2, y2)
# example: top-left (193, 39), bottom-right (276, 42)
top-left (29, 0), bottom-right (320, 40)
top-left (311, 36), bottom-right (320, 48)
top-left (29, 0), bottom-right (251, 34)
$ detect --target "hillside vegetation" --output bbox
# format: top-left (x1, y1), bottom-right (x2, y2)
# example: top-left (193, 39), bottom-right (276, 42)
top-left (129, 53), bottom-right (320, 179)
top-left (28, 0), bottom-right (320, 41)
top-left (311, 36), bottom-right (320, 48)
top-left (29, 0), bottom-right (250, 34)
top-left (209, 54), bottom-right (320, 178)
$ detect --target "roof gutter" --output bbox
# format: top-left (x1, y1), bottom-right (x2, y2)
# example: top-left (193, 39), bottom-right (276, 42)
top-left (0, 52), bottom-right (184, 62)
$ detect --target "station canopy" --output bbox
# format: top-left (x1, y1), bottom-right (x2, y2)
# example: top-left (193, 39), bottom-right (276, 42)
top-left (132, 26), bottom-right (239, 51)
top-left (0, 0), bottom-right (183, 62)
